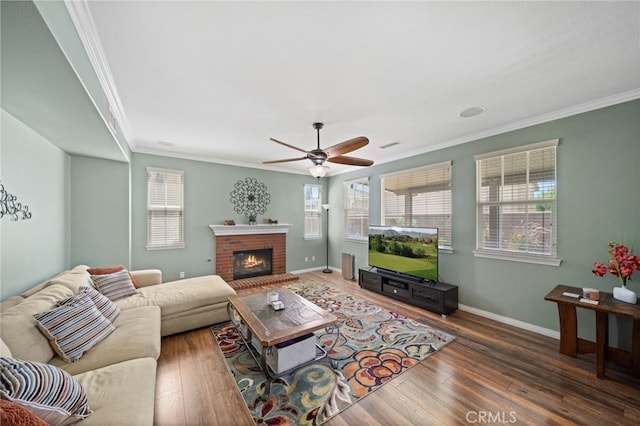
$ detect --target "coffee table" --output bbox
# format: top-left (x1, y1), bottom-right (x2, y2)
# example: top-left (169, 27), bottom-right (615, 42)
top-left (227, 288), bottom-right (339, 398)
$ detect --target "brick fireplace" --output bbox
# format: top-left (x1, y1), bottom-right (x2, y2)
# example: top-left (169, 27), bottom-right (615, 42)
top-left (209, 224), bottom-right (292, 282)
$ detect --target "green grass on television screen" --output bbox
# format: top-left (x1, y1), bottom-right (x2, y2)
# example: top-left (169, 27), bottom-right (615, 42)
top-left (369, 250), bottom-right (437, 281)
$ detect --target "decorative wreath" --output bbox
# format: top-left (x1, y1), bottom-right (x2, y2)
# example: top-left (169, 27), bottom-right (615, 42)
top-left (229, 177), bottom-right (271, 220)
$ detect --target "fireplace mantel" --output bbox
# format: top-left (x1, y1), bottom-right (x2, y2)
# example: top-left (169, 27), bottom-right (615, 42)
top-left (209, 224), bottom-right (292, 236)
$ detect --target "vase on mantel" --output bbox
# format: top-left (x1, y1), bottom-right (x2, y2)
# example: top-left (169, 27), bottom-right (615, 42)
top-left (613, 284), bottom-right (637, 304)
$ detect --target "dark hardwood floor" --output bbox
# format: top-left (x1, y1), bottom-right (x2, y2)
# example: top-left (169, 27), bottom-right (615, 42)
top-left (154, 271), bottom-right (640, 425)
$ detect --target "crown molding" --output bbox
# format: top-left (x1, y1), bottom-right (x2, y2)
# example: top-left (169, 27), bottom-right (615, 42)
top-left (133, 147), bottom-right (312, 176)
top-left (64, 0), bottom-right (132, 143)
top-left (356, 89), bottom-right (640, 175)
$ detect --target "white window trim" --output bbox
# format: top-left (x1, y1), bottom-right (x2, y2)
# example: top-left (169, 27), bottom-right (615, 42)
top-left (146, 167), bottom-right (185, 250)
top-left (303, 183), bottom-right (322, 240)
top-left (473, 250), bottom-right (561, 266)
top-left (473, 139), bottom-right (561, 266)
top-left (343, 237), bottom-right (369, 244)
top-left (343, 177), bottom-right (369, 241)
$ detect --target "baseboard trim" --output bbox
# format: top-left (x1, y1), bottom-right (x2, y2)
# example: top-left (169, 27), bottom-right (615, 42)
top-left (458, 303), bottom-right (560, 340)
top-left (290, 266), bottom-right (339, 274)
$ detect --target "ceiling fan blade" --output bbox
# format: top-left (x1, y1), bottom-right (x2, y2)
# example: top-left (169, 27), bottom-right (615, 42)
top-left (323, 136), bottom-right (369, 157)
top-left (262, 156), bottom-right (308, 164)
top-left (328, 155), bottom-right (374, 166)
top-left (270, 138), bottom-right (310, 154)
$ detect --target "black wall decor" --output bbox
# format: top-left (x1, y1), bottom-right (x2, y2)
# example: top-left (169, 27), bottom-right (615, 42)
top-left (1, 180), bottom-right (32, 221)
top-left (229, 177), bottom-right (270, 221)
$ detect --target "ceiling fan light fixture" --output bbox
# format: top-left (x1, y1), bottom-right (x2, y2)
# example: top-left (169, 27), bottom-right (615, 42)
top-left (265, 122), bottom-right (372, 171)
top-left (308, 163), bottom-right (329, 178)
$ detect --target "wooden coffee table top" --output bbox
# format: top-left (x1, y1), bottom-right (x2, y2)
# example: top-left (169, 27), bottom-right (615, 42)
top-left (228, 288), bottom-right (337, 346)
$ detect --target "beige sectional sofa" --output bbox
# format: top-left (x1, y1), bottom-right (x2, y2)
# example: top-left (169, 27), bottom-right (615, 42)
top-left (0, 265), bottom-right (236, 425)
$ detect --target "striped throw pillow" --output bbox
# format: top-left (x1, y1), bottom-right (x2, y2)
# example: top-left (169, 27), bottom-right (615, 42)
top-left (33, 293), bottom-right (115, 363)
top-left (87, 265), bottom-right (140, 288)
top-left (57, 286), bottom-right (120, 322)
top-left (90, 269), bottom-right (137, 301)
top-left (0, 357), bottom-right (92, 425)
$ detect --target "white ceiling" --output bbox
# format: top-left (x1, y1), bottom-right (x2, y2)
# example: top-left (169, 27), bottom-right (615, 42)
top-left (71, 1), bottom-right (639, 176)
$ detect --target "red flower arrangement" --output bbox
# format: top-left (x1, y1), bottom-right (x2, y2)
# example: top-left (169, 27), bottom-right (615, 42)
top-left (592, 242), bottom-right (640, 286)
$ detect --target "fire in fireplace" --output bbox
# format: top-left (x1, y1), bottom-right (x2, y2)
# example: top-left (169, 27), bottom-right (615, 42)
top-left (233, 248), bottom-right (273, 280)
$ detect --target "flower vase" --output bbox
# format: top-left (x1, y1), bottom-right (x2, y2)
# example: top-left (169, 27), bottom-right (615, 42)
top-left (613, 285), bottom-right (637, 304)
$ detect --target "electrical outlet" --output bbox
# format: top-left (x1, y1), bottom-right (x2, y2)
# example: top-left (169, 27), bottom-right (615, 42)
top-left (305, 257), bottom-right (309, 262)
top-left (179, 272), bottom-right (185, 279)
top-left (312, 256), bottom-right (315, 261)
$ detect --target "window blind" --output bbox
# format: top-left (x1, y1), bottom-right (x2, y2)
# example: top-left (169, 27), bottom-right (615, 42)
top-left (475, 140), bottom-right (558, 258)
top-left (303, 184), bottom-right (322, 239)
top-left (380, 161), bottom-right (452, 248)
top-left (146, 167), bottom-right (185, 250)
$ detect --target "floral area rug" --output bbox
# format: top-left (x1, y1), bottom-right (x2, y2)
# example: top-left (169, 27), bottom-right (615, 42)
top-left (211, 281), bottom-right (455, 425)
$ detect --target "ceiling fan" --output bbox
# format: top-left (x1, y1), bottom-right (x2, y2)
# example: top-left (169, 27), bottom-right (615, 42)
top-left (263, 122), bottom-right (374, 178)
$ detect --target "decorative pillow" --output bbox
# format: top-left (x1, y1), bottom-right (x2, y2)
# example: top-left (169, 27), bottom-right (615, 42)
top-left (0, 399), bottom-right (48, 426)
top-left (33, 293), bottom-right (115, 362)
top-left (0, 357), bottom-right (92, 425)
top-left (57, 286), bottom-right (120, 323)
top-left (90, 269), bottom-right (138, 301)
top-left (87, 265), bottom-right (139, 288)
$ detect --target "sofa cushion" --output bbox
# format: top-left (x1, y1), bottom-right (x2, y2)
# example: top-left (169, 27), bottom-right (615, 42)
top-left (34, 293), bottom-right (115, 363)
top-left (0, 338), bottom-right (12, 358)
top-left (0, 399), bottom-right (48, 426)
top-left (0, 296), bottom-right (24, 312)
top-left (160, 302), bottom-right (231, 336)
top-left (137, 275), bottom-right (236, 316)
top-left (0, 357), bottom-right (92, 425)
top-left (0, 284), bottom-right (74, 364)
top-left (49, 306), bottom-right (161, 375)
top-left (73, 358), bottom-right (156, 426)
top-left (87, 265), bottom-right (139, 288)
top-left (129, 269), bottom-right (162, 288)
top-left (47, 269), bottom-right (94, 295)
top-left (57, 287), bottom-right (120, 323)
top-left (19, 269), bottom-right (73, 298)
top-left (90, 270), bottom-right (138, 301)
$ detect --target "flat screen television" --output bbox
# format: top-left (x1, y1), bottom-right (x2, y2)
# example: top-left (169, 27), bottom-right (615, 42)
top-left (368, 225), bottom-right (438, 283)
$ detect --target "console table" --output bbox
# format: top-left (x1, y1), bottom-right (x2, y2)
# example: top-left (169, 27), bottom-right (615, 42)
top-left (544, 284), bottom-right (640, 379)
top-left (359, 268), bottom-right (458, 316)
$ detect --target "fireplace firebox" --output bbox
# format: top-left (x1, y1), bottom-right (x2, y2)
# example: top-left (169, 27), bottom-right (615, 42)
top-left (233, 249), bottom-right (273, 280)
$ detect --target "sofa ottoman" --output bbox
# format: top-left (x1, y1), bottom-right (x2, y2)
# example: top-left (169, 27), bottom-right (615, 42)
top-left (119, 273), bottom-right (237, 336)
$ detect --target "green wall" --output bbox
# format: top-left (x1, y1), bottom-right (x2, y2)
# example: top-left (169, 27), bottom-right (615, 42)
top-left (69, 156), bottom-right (130, 268)
top-left (329, 100), bottom-right (640, 346)
top-left (0, 110), bottom-right (70, 298)
top-left (131, 153), bottom-right (328, 282)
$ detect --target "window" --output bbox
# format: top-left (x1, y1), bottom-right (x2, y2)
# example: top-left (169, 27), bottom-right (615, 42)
top-left (343, 178), bottom-right (369, 240)
top-left (474, 139), bottom-right (559, 265)
top-left (380, 161), bottom-right (452, 250)
top-left (146, 167), bottom-right (184, 250)
top-left (303, 184), bottom-right (322, 239)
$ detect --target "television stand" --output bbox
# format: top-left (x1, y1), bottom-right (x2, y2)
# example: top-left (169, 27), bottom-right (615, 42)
top-left (359, 268), bottom-right (458, 316)
top-left (375, 268), bottom-right (424, 283)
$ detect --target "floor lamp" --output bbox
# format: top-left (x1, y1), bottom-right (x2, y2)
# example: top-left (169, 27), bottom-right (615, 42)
top-left (322, 204), bottom-right (332, 273)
